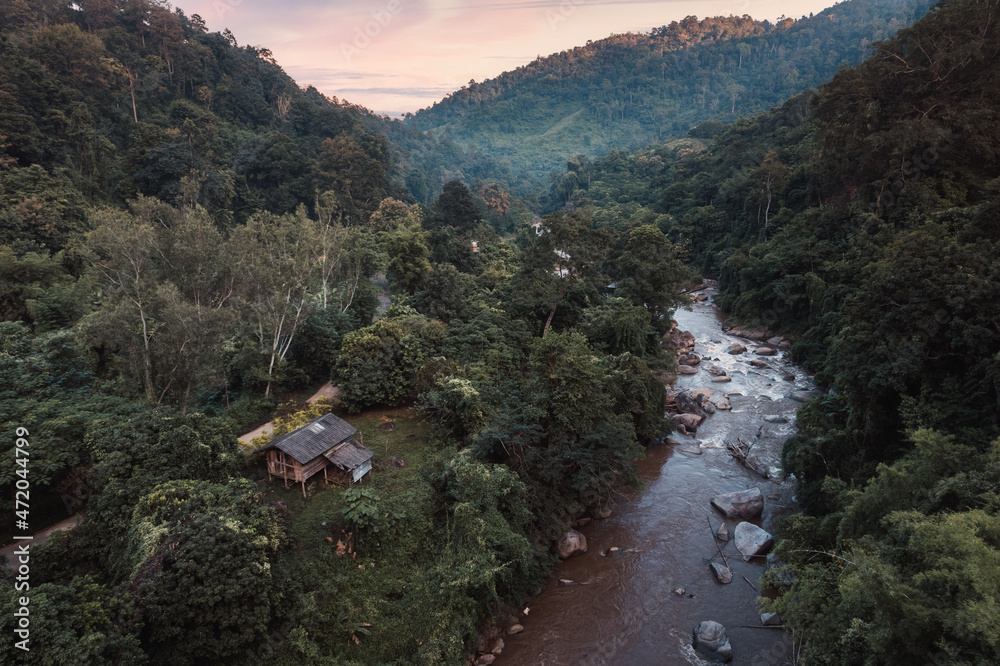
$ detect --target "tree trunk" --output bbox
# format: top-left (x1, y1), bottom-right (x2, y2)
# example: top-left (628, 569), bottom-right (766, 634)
top-left (137, 301), bottom-right (154, 403)
top-left (764, 177), bottom-right (773, 241)
top-left (542, 287), bottom-right (568, 337)
top-left (128, 72), bottom-right (138, 123)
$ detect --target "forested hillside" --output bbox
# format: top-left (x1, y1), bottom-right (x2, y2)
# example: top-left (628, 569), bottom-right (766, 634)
top-left (548, 0), bottom-right (1000, 661)
top-left (410, 0), bottom-right (934, 178)
top-left (0, 2), bottom-right (683, 664)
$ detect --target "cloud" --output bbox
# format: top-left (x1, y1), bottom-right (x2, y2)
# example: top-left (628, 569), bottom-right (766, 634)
top-left (333, 86), bottom-right (460, 97)
top-left (288, 68), bottom-right (403, 81)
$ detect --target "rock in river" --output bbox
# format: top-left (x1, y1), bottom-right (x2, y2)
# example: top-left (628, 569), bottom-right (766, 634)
top-left (678, 365), bottom-right (698, 375)
top-left (556, 530), bottom-right (588, 559)
top-left (715, 523), bottom-right (730, 542)
top-left (709, 562), bottom-right (733, 584)
top-left (676, 391), bottom-right (708, 416)
top-left (672, 413), bottom-right (705, 430)
top-left (679, 352), bottom-right (701, 366)
top-left (734, 522), bottom-right (773, 560)
top-left (761, 612), bottom-right (782, 626)
top-left (755, 347), bottom-right (777, 356)
top-left (664, 329), bottom-right (696, 351)
top-left (707, 365), bottom-right (727, 376)
top-left (727, 343), bottom-right (747, 354)
top-left (711, 487), bottom-right (764, 519)
top-left (711, 376), bottom-right (732, 384)
top-left (693, 620), bottom-right (733, 663)
top-left (764, 415), bottom-right (789, 424)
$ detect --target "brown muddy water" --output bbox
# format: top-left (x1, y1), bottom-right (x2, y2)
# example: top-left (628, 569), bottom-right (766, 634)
top-left (498, 291), bottom-right (812, 665)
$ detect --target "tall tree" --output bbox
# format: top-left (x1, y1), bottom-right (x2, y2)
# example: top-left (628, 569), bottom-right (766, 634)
top-left (511, 211), bottom-right (610, 336)
top-left (231, 210), bottom-right (319, 396)
top-left (610, 224), bottom-right (688, 328)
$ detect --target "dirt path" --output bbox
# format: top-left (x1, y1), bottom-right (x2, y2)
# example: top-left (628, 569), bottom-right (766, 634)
top-left (238, 381), bottom-right (341, 444)
top-left (2, 513), bottom-right (85, 567)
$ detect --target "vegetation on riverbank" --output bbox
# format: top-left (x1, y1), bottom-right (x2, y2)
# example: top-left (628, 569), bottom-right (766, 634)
top-left (541, 0), bottom-right (1000, 660)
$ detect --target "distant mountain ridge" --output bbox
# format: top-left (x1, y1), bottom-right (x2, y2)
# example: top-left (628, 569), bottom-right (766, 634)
top-left (409, 0), bottom-right (935, 177)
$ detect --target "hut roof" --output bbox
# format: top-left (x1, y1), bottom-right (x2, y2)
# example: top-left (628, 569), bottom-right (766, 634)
top-left (262, 413), bottom-right (357, 464)
top-left (324, 440), bottom-right (374, 471)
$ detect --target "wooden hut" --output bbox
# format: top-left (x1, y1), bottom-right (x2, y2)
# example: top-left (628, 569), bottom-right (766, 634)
top-left (261, 413), bottom-right (373, 497)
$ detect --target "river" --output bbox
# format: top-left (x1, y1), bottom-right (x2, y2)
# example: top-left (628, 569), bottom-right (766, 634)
top-left (498, 289), bottom-right (813, 665)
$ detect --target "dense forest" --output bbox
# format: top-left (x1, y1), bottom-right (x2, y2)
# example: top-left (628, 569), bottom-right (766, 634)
top-left (409, 0), bottom-right (935, 178)
top-left (1, 0), bottom-right (999, 664)
top-left (545, 0), bottom-right (1000, 661)
top-left (0, 1), bottom-right (683, 664)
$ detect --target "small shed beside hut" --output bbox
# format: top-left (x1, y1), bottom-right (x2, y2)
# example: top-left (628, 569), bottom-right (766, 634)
top-left (261, 413), bottom-right (373, 497)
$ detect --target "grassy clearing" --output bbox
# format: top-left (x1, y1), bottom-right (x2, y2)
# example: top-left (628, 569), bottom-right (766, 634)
top-left (254, 404), bottom-right (431, 545)
top-left (251, 405), bottom-right (454, 662)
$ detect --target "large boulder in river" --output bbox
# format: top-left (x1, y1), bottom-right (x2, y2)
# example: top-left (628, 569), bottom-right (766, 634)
top-left (664, 329), bottom-right (696, 351)
top-left (711, 488), bottom-right (764, 519)
top-left (734, 522), bottom-right (773, 561)
top-left (679, 352), bottom-right (701, 366)
top-left (677, 365), bottom-right (698, 375)
top-left (693, 621), bottom-right (733, 663)
top-left (755, 347), bottom-right (777, 356)
top-left (556, 530), bottom-right (588, 559)
top-left (726, 343), bottom-right (747, 354)
top-left (711, 376), bottom-right (732, 384)
top-left (690, 388), bottom-right (714, 401)
top-left (672, 413), bottom-right (704, 430)
top-left (707, 364), bottom-right (727, 376)
top-left (675, 391), bottom-right (708, 417)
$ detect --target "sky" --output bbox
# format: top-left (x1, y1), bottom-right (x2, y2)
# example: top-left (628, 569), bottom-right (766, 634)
top-left (177, 0), bottom-right (839, 116)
